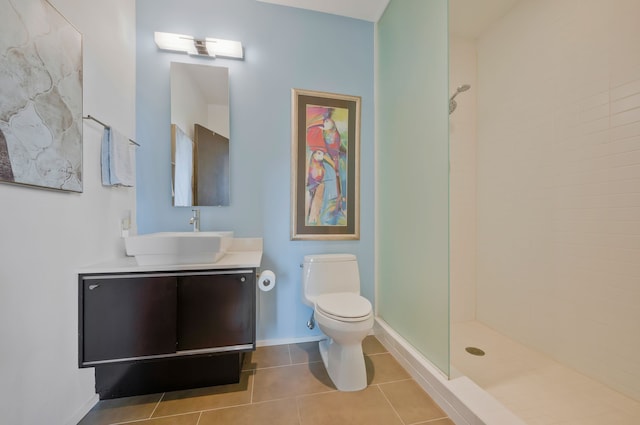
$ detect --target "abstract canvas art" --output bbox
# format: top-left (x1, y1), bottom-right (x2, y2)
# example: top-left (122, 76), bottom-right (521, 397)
top-left (291, 89), bottom-right (361, 240)
top-left (0, 0), bottom-right (83, 192)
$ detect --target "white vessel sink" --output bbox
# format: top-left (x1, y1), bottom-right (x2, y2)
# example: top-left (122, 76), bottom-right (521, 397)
top-left (125, 231), bottom-right (234, 266)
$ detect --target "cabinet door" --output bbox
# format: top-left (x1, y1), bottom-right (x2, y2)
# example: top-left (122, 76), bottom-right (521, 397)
top-left (177, 272), bottom-right (254, 351)
top-left (82, 276), bottom-right (177, 364)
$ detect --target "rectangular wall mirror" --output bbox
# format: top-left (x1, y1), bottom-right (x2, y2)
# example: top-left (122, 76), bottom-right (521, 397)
top-left (171, 62), bottom-right (230, 206)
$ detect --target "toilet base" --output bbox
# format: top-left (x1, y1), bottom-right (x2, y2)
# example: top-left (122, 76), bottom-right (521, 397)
top-left (319, 338), bottom-right (367, 392)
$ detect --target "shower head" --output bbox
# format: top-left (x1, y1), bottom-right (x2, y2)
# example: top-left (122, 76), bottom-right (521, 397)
top-left (449, 83), bottom-right (471, 115)
top-left (450, 84), bottom-right (471, 101)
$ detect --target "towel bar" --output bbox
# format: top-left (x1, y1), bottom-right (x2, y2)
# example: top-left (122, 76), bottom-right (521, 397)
top-left (83, 115), bottom-right (140, 146)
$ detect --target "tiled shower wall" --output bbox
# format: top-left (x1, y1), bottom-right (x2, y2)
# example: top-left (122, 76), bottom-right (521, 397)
top-left (475, 0), bottom-right (640, 401)
top-left (449, 36), bottom-right (478, 324)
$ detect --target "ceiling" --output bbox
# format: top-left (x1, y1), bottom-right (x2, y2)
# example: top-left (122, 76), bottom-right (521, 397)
top-left (449, 0), bottom-right (519, 39)
top-left (257, 0), bottom-right (519, 39)
top-left (256, 0), bottom-right (390, 22)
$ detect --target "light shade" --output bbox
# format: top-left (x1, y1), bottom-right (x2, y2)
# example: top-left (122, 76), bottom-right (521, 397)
top-left (154, 32), bottom-right (243, 59)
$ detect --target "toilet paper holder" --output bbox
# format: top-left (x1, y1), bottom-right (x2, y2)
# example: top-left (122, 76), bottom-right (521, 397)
top-left (257, 269), bottom-right (276, 292)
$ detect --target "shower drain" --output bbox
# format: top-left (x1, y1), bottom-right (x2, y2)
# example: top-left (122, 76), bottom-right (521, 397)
top-left (465, 346), bottom-right (486, 356)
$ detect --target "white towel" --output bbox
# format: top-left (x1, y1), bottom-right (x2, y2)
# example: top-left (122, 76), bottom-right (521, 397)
top-left (101, 127), bottom-right (135, 187)
top-left (173, 125), bottom-right (194, 206)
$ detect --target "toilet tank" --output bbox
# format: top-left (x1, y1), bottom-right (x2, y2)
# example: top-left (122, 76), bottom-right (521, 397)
top-left (302, 254), bottom-right (360, 305)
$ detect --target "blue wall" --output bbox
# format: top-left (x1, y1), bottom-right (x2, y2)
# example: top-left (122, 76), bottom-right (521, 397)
top-left (136, 0), bottom-right (375, 342)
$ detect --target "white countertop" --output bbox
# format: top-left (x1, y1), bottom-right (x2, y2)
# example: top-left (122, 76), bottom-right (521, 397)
top-left (78, 238), bottom-right (263, 274)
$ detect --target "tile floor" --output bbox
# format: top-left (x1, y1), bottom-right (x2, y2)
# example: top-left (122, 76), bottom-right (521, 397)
top-left (451, 321), bottom-right (640, 425)
top-left (78, 336), bottom-right (455, 425)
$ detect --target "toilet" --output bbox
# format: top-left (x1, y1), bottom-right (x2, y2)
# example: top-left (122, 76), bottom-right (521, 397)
top-left (302, 254), bottom-right (374, 391)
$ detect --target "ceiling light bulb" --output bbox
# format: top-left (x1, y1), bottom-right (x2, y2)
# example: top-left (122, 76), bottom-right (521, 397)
top-left (154, 32), bottom-right (198, 55)
top-left (205, 38), bottom-right (244, 59)
top-left (155, 32), bottom-right (244, 59)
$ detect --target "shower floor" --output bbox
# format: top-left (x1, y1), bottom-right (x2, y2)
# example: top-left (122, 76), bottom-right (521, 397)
top-left (451, 321), bottom-right (640, 425)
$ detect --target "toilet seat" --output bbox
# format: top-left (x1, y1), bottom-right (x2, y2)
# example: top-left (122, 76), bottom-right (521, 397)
top-left (315, 293), bottom-right (372, 322)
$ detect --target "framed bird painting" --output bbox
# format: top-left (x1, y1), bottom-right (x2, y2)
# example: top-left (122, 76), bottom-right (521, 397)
top-left (291, 89), bottom-right (361, 240)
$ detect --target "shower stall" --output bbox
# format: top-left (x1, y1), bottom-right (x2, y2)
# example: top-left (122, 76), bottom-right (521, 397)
top-left (449, 0), bottom-right (640, 423)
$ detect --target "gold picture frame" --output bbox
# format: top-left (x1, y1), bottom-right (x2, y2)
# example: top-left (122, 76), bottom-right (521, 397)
top-left (291, 89), bottom-right (361, 240)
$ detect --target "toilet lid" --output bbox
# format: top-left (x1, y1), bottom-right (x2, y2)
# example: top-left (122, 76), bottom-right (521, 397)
top-left (315, 293), bottom-right (372, 320)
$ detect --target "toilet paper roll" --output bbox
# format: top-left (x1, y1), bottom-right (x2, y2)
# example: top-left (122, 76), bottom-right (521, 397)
top-left (258, 270), bottom-right (276, 292)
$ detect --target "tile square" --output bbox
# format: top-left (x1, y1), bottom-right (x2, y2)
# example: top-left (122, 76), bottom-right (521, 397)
top-left (365, 353), bottom-right (410, 385)
top-left (297, 385), bottom-right (403, 425)
top-left (243, 345), bottom-right (292, 370)
top-left (152, 371), bottom-right (253, 417)
top-left (124, 413), bottom-right (200, 425)
top-left (77, 393), bottom-right (162, 425)
top-left (289, 341), bottom-right (322, 364)
top-left (199, 398), bottom-right (300, 425)
top-left (414, 419), bottom-right (455, 425)
top-left (362, 336), bottom-right (387, 355)
top-left (252, 363), bottom-right (335, 402)
top-left (379, 379), bottom-right (447, 424)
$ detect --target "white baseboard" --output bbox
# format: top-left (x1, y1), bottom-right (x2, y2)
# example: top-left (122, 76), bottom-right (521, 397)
top-left (374, 318), bottom-right (525, 425)
top-left (66, 393), bottom-right (98, 425)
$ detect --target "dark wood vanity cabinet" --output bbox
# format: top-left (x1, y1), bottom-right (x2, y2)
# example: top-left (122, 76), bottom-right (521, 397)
top-left (78, 269), bottom-right (256, 399)
top-left (82, 275), bottom-right (177, 363)
top-left (178, 273), bottom-right (253, 351)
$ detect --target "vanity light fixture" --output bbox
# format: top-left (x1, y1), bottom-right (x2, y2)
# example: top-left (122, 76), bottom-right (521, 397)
top-left (154, 32), bottom-right (244, 59)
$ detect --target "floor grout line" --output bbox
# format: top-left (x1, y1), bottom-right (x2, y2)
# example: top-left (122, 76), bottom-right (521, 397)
top-left (111, 411), bottom-right (200, 425)
top-left (247, 395), bottom-right (311, 406)
top-left (242, 360), bottom-right (324, 372)
top-left (365, 351), bottom-right (390, 357)
top-left (295, 396), bottom-right (304, 425)
top-left (135, 394), bottom-right (308, 419)
top-left (250, 369), bottom-right (255, 404)
top-left (291, 359), bottom-right (323, 366)
top-left (195, 411), bottom-right (202, 425)
top-left (294, 388), bottom-right (340, 400)
top-left (375, 377), bottom-right (415, 386)
top-left (408, 417), bottom-right (450, 425)
top-left (287, 343), bottom-right (293, 365)
top-left (375, 383), bottom-right (408, 425)
top-left (143, 401), bottom-right (253, 420)
top-left (148, 392), bottom-right (164, 419)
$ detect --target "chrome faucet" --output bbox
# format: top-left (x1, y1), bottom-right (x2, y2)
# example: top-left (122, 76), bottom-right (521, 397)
top-left (189, 209), bottom-right (200, 232)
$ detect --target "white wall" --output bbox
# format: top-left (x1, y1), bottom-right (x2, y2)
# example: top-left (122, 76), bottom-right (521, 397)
top-left (171, 65), bottom-right (208, 140)
top-left (476, 0), bottom-right (640, 401)
top-left (0, 0), bottom-right (136, 423)
top-left (207, 104), bottom-right (229, 139)
top-left (449, 36), bottom-right (478, 324)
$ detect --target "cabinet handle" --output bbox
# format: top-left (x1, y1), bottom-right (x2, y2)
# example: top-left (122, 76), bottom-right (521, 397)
top-left (88, 284), bottom-right (100, 290)
top-left (240, 276), bottom-right (246, 283)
